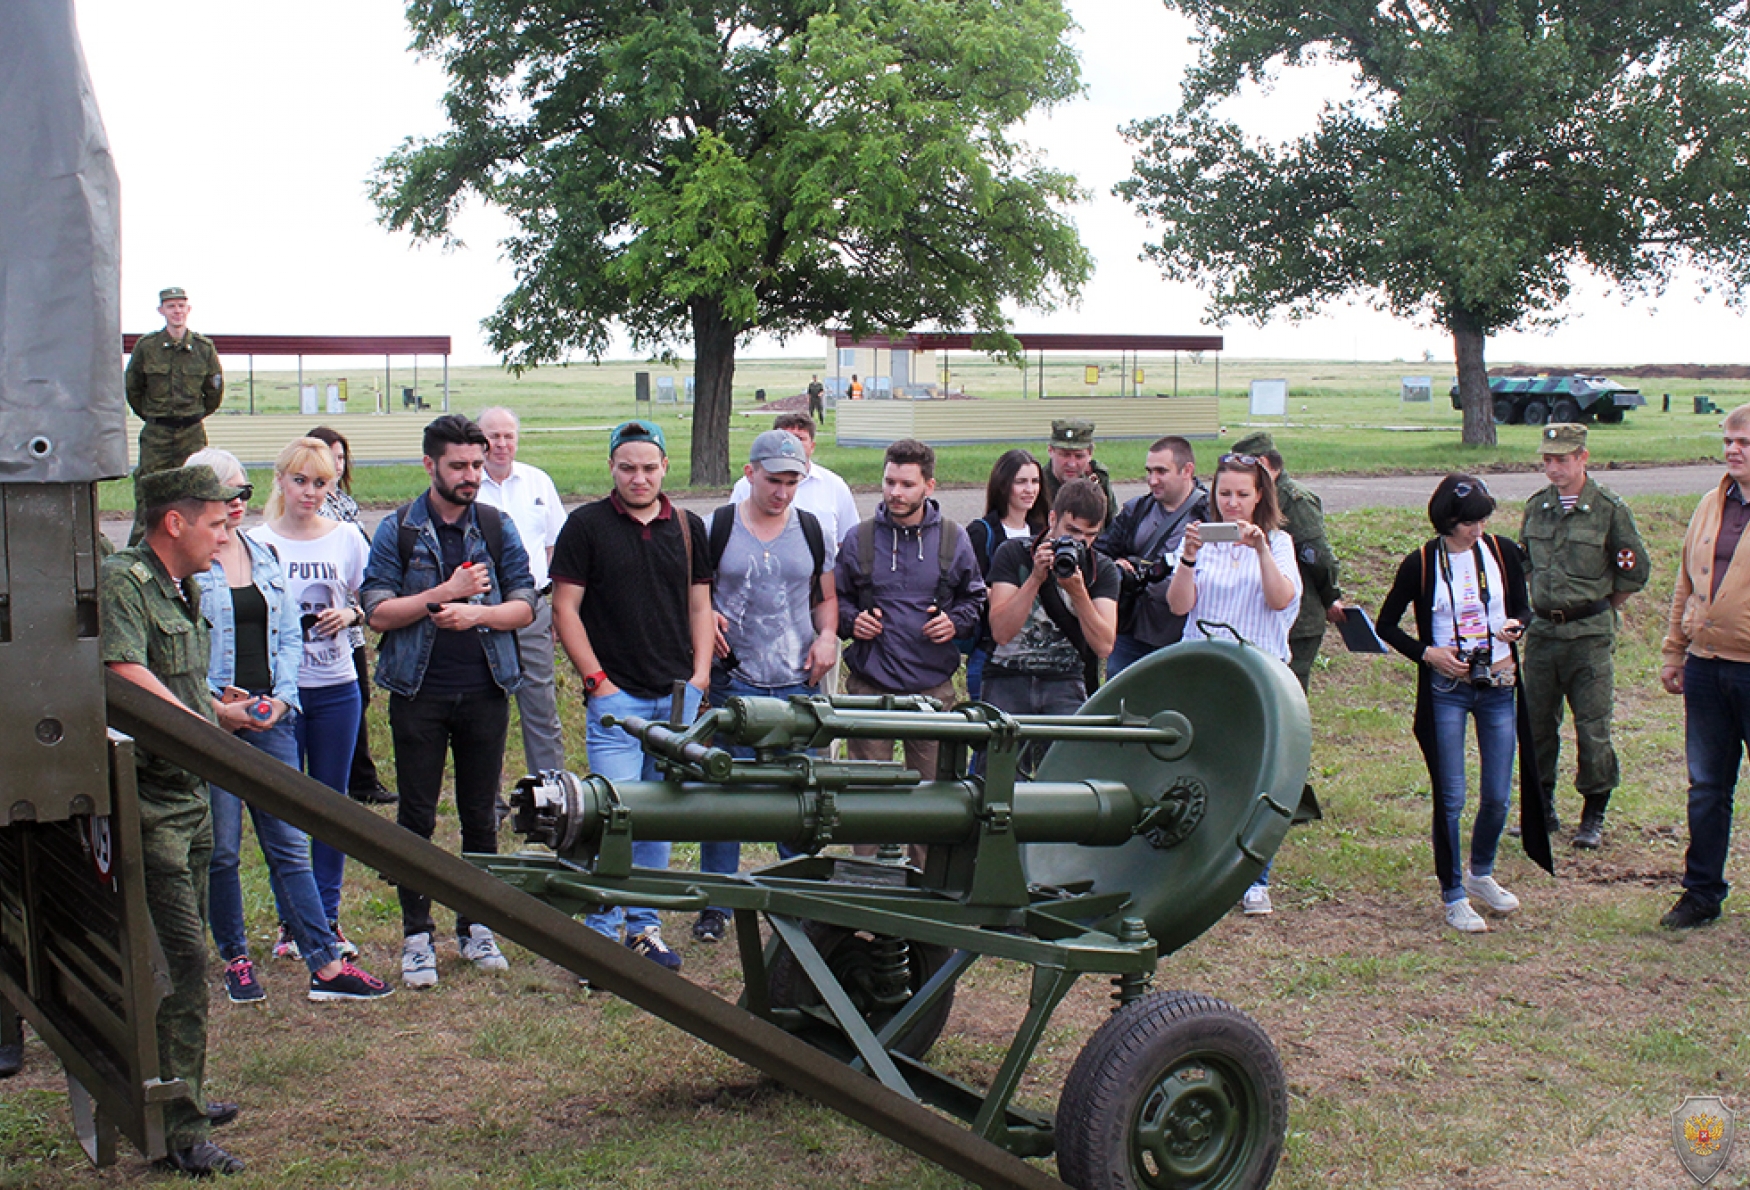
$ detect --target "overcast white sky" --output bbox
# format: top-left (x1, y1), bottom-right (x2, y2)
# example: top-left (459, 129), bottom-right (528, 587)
top-left (75, 0), bottom-right (1749, 367)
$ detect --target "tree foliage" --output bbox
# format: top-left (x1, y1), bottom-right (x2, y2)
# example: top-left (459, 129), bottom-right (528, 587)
top-left (373, 0), bottom-right (1091, 483)
top-left (1118, 0), bottom-right (1750, 444)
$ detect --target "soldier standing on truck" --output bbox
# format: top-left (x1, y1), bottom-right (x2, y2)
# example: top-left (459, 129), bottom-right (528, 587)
top-left (125, 287), bottom-right (224, 545)
top-left (1519, 424), bottom-right (1649, 850)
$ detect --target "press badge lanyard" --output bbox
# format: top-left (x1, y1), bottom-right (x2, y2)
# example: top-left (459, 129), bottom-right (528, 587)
top-left (1437, 541), bottom-right (1492, 653)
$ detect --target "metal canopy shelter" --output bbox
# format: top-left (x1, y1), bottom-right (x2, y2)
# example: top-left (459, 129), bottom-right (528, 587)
top-left (830, 331), bottom-right (1225, 399)
top-left (120, 333), bottom-right (453, 414)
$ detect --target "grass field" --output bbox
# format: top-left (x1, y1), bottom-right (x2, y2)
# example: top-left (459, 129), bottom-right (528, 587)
top-left (3, 491), bottom-right (1745, 1187)
top-left (98, 357), bottom-right (1750, 511)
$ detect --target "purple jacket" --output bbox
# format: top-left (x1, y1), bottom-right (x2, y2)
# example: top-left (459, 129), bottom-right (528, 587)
top-left (835, 500), bottom-right (986, 693)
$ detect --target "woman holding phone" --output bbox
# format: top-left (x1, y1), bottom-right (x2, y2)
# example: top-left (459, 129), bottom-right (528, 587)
top-left (186, 448), bottom-right (389, 1001)
top-left (1167, 451), bottom-right (1301, 915)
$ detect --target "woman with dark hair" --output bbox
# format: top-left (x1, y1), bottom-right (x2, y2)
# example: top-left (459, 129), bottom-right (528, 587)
top-left (963, 449), bottom-right (1047, 700)
top-left (306, 426), bottom-right (396, 813)
top-left (1168, 451), bottom-right (1301, 915)
top-left (1377, 474), bottom-right (1549, 933)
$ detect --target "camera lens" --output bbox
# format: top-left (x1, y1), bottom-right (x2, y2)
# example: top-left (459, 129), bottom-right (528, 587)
top-left (1051, 537), bottom-right (1081, 578)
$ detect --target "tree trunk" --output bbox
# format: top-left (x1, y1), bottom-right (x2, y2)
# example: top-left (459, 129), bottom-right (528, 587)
top-left (1450, 308), bottom-right (1496, 447)
top-left (689, 299), bottom-right (738, 487)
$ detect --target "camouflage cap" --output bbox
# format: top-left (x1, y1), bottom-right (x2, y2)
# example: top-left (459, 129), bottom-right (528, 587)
top-left (1230, 430), bottom-right (1276, 457)
top-left (1539, 422), bottom-right (1587, 455)
top-left (137, 464), bottom-right (244, 510)
top-left (158, 286), bottom-right (188, 303)
top-left (1051, 419), bottom-right (1096, 449)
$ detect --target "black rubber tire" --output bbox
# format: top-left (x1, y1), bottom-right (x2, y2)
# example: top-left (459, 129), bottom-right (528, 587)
top-left (1521, 398), bottom-right (1550, 426)
top-left (765, 923), bottom-right (954, 1060)
top-left (1056, 991), bottom-right (1287, 1190)
top-left (1596, 403), bottom-right (1625, 424)
top-left (1492, 397), bottom-right (1516, 425)
top-left (1550, 397), bottom-right (1582, 424)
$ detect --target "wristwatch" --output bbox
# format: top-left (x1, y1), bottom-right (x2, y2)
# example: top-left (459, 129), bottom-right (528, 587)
top-left (582, 670), bottom-right (607, 694)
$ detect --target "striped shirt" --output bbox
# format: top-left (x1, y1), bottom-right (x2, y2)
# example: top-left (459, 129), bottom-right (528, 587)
top-left (1180, 530), bottom-right (1303, 662)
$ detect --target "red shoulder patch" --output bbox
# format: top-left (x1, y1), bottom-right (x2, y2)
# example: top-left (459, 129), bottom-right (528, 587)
top-left (1616, 548), bottom-right (1637, 571)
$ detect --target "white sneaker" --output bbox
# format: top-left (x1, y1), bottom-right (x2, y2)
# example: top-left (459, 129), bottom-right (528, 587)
top-left (401, 932), bottom-right (438, 988)
top-left (1241, 885), bottom-right (1273, 916)
top-left (459, 924), bottom-right (509, 972)
top-left (1444, 899), bottom-right (1488, 933)
top-left (1462, 872), bottom-right (1521, 914)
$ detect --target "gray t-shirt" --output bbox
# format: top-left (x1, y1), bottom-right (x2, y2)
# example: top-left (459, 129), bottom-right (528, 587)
top-left (715, 509), bottom-right (832, 687)
top-left (987, 537), bottom-right (1121, 677)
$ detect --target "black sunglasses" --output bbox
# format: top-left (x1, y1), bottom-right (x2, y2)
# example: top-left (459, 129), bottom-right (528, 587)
top-left (1219, 453), bottom-right (1260, 467)
top-left (1453, 480), bottom-right (1489, 498)
top-left (228, 484), bottom-right (255, 503)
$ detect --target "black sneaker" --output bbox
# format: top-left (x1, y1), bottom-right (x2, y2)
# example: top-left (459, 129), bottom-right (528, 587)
top-left (1660, 893), bottom-right (1721, 930)
top-left (223, 957), bottom-right (265, 1004)
top-left (308, 962), bottom-right (394, 1002)
top-left (692, 908), bottom-right (729, 944)
top-left (154, 1140), bottom-right (245, 1177)
top-left (348, 783), bottom-right (398, 805)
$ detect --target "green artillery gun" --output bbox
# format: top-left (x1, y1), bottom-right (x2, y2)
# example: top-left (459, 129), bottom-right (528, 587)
top-left (481, 639), bottom-right (1311, 1190)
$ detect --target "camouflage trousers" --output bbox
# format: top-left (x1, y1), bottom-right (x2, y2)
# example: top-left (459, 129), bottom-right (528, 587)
top-left (128, 424), bottom-right (210, 545)
top-left (1522, 630), bottom-right (1619, 806)
top-left (138, 785), bottom-right (215, 1150)
top-left (1288, 629), bottom-right (1325, 693)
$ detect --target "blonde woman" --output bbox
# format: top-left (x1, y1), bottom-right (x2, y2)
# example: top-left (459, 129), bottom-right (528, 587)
top-left (251, 439), bottom-right (371, 955)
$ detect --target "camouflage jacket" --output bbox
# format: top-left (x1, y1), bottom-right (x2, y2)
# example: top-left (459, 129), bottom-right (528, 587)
top-left (1278, 475), bottom-right (1341, 640)
top-left (125, 329), bottom-right (224, 422)
top-left (1520, 476), bottom-right (1649, 639)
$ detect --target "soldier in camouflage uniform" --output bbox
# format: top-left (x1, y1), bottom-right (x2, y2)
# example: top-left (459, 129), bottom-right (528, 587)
top-left (1042, 419), bottom-right (1119, 532)
top-left (101, 465), bottom-right (246, 1177)
top-left (125, 288), bottom-right (224, 545)
top-left (1233, 432), bottom-right (1346, 691)
top-left (1520, 424), bottom-right (1650, 849)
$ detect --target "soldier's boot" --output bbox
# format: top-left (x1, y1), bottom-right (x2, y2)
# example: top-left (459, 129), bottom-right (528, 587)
top-left (1572, 796), bottom-right (1608, 850)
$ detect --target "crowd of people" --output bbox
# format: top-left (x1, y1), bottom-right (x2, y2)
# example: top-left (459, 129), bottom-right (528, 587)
top-left (94, 288), bottom-right (1747, 1176)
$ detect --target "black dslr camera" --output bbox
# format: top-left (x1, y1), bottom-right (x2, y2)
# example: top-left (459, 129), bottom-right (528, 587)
top-left (1463, 646), bottom-right (1494, 689)
top-left (1127, 555), bottom-right (1172, 586)
top-left (1050, 536), bottom-right (1086, 579)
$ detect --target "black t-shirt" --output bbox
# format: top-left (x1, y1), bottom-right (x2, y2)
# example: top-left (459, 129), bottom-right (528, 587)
top-left (986, 537), bottom-right (1121, 677)
top-left (230, 581), bottom-right (273, 693)
top-left (550, 495), bottom-right (712, 699)
top-left (419, 517), bottom-right (497, 697)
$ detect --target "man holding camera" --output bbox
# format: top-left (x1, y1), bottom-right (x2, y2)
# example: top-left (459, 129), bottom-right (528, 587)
top-left (1097, 435), bottom-right (1208, 678)
top-left (985, 479), bottom-right (1120, 774)
top-left (1520, 423), bottom-right (1649, 849)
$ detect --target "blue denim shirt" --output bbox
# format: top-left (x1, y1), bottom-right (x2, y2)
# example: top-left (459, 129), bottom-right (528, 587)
top-left (195, 534), bottom-right (304, 713)
top-left (360, 493), bottom-right (537, 698)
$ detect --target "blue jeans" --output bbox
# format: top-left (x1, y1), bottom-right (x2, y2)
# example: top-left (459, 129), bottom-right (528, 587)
top-left (296, 681), bottom-right (361, 924)
top-left (208, 718), bottom-right (341, 972)
top-left (964, 646), bottom-right (989, 702)
top-left (1105, 633), bottom-right (1158, 680)
top-left (704, 676), bottom-right (816, 908)
top-left (1681, 656), bottom-right (1750, 908)
top-left (585, 684), bottom-right (704, 939)
top-left (1429, 677), bottom-right (1516, 902)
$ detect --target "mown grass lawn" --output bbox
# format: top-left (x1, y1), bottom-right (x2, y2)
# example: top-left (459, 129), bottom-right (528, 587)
top-left (4, 493), bottom-right (1744, 1188)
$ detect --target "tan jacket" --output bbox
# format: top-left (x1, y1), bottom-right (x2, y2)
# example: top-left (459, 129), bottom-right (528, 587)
top-left (1664, 475), bottom-right (1750, 666)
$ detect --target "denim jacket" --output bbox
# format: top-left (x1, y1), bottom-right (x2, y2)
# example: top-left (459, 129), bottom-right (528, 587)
top-left (360, 493), bottom-right (537, 698)
top-left (194, 534), bottom-right (304, 713)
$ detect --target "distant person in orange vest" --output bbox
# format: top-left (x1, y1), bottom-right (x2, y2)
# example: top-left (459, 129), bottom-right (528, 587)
top-left (848, 374), bottom-right (864, 400)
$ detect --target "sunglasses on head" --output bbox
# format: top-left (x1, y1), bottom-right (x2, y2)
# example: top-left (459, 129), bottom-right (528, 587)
top-left (228, 484), bottom-right (254, 503)
top-left (1219, 453), bottom-right (1259, 467)
top-left (1453, 480), bottom-right (1489, 498)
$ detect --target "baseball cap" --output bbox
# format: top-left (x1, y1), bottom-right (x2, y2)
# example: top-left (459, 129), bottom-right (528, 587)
top-left (749, 429), bottom-right (808, 474)
top-left (609, 419), bottom-right (667, 457)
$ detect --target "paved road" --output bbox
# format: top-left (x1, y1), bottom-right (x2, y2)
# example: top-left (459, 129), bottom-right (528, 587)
top-left (102, 463), bottom-right (1723, 548)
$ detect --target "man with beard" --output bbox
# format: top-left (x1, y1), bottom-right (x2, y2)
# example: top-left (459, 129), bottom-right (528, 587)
top-left (1097, 435), bottom-right (1209, 677)
top-left (362, 415), bottom-right (537, 988)
top-left (550, 420), bottom-right (714, 973)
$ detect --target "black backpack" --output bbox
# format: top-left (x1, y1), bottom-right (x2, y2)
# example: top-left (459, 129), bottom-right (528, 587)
top-left (708, 503), bottom-right (827, 604)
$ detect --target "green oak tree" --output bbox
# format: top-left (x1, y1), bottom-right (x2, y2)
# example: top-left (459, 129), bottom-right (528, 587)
top-left (372, 0), bottom-right (1091, 483)
top-left (1118, 0), bottom-right (1750, 444)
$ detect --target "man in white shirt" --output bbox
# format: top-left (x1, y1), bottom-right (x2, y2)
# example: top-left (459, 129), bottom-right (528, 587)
top-left (476, 406), bottom-right (569, 774)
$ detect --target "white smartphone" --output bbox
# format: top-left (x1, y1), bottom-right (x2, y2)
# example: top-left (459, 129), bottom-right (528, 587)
top-left (1199, 521), bottom-right (1242, 543)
